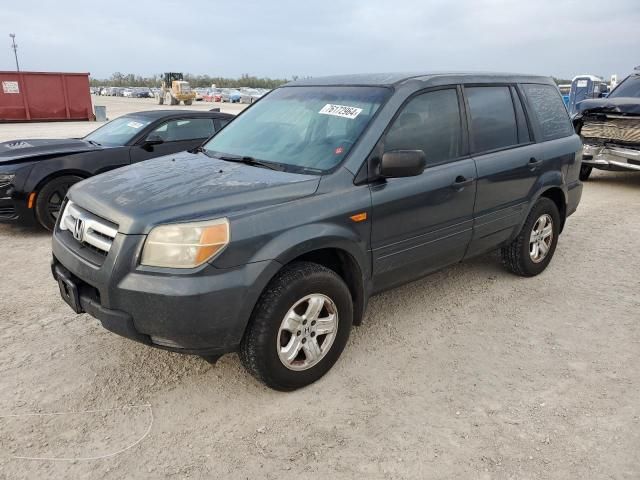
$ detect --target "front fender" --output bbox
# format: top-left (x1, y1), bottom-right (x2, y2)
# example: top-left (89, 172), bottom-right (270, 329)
top-left (213, 220), bottom-right (371, 327)
top-left (241, 222), bottom-right (370, 280)
top-left (24, 148), bottom-right (130, 192)
top-left (251, 222), bottom-right (371, 326)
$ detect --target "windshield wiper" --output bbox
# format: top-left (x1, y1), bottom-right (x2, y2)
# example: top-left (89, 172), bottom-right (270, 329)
top-left (86, 140), bottom-right (101, 146)
top-left (217, 154), bottom-right (284, 171)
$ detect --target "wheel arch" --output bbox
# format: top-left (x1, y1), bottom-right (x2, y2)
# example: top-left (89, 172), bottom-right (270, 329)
top-left (285, 247), bottom-right (368, 326)
top-left (525, 170), bottom-right (569, 234)
top-left (32, 169), bottom-right (91, 197)
top-left (239, 239), bottom-right (370, 335)
top-left (535, 186), bottom-right (567, 232)
top-left (29, 170), bottom-right (90, 229)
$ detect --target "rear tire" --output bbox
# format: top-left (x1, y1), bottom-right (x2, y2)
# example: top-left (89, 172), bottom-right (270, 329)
top-left (240, 261), bottom-right (353, 391)
top-left (157, 94), bottom-right (164, 105)
top-left (579, 165), bottom-right (592, 181)
top-left (501, 197), bottom-right (560, 277)
top-left (35, 175), bottom-right (83, 231)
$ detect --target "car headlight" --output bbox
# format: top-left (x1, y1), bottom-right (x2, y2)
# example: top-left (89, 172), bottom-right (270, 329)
top-left (0, 174), bottom-right (15, 188)
top-left (140, 218), bottom-right (230, 269)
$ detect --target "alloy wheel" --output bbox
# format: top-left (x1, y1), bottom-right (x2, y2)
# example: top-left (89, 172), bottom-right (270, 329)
top-left (277, 294), bottom-right (338, 371)
top-left (529, 214), bottom-right (554, 263)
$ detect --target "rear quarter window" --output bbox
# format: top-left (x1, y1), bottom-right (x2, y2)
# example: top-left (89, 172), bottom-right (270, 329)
top-left (521, 84), bottom-right (573, 141)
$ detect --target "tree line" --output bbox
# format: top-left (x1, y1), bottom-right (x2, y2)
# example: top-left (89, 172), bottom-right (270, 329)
top-left (89, 73), bottom-right (585, 89)
top-left (89, 72), bottom-right (295, 89)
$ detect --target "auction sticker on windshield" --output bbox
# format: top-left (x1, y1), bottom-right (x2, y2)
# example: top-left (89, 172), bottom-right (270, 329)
top-left (319, 104), bottom-right (363, 120)
top-left (127, 121), bottom-right (144, 129)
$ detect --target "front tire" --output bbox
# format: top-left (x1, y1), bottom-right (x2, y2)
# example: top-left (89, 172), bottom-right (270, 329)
top-left (166, 93), bottom-right (178, 105)
top-left (184, 99), bottom-right (193, 106)
top-left (579, 165), bottom-right (593, 181)
top-left (35, 175), bottom-right (83, 231)
top-left (501, 197), bottom-right (560, 277)
top-left (240, 262), bottom-right (353, 391)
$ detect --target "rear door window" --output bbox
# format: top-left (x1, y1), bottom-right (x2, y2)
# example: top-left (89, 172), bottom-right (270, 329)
top-left (521, 84), bottom-right (574, 141)
top-left (466, 86), bottom-right (519, 153)
top-left (384, 88), bottom-right (463, 166)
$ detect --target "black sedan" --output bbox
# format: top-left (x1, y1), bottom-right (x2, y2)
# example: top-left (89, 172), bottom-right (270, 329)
top-left (0, 110), bottom-right (233, 229)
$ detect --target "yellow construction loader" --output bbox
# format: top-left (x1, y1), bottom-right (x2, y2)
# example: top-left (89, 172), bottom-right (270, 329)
top-left (156, 72), bottom-right (196, 106)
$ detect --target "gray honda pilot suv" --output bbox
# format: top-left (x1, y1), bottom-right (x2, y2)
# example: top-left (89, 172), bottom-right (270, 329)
top-left (52, 73), bottom-right (583, 390)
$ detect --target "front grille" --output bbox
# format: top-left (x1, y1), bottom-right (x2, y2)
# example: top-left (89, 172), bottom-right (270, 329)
top-left (581, 116), bottom-right (640, 144)
top-left (59, 201), bottom-right (118, 257)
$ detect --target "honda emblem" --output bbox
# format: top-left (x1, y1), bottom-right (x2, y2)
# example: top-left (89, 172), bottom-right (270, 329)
top-left (73, 217), bottom-right (85, 242)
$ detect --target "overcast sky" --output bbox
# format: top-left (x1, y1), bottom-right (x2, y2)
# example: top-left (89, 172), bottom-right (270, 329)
top-left (3, 0), bottom-right (639, 80)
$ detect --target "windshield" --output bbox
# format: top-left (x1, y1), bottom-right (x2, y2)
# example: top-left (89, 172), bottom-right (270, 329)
top-left (609, 75), bottom-right (640, 98)
top-left (203, 86), bottom-right (390, 173)
top-left (84, 116), bottom-right (152, 146)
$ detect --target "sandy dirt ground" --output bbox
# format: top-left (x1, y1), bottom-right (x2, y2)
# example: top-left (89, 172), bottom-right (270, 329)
top-left (0, 98), bottom-right (639, 479)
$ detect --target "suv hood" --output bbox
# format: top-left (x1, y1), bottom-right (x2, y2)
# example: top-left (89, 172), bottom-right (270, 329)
top-left (68, 151), bottom-right (320, 234)
top-left (0, 138), bottom-right (103, 164)
top-left (574, 97), bottom-right (640, 117)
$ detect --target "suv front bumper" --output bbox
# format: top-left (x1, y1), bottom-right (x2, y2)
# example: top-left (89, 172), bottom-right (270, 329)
top-left (52, 228), bottom-right (281, 356)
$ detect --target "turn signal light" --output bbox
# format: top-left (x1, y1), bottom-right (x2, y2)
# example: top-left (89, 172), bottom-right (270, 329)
top-left (350, 212), bottom-right (368, 223)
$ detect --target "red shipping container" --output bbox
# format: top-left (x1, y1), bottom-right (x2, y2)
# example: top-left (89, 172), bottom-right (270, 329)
top-left (0, 71), bottom-right (94, 122)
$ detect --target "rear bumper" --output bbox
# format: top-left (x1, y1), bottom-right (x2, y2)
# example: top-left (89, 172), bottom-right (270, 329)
top-left (582, 143), bottom-right (640, 172)
top-left (52, 229), bottom-right (281, 356)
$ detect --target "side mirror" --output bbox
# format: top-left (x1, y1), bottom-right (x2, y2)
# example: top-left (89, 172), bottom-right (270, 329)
top-left (144, 135), bottom-right (164, 147)
top-left (379, 150), bottom-right (426, 178)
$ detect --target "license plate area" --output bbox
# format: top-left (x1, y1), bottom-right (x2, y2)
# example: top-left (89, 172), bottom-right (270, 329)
top-left (55, 266), bottom-right (84, 314)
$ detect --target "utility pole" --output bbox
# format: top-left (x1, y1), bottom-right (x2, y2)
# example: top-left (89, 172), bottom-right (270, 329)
top-left (9, 33), bottom-right (19, 72)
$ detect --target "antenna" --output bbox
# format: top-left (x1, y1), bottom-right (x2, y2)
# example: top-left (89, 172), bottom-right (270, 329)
top-left (9, 33), bottom-right (20, 72)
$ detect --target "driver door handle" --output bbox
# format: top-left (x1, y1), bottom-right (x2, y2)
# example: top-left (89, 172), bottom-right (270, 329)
top-left (528, 157), bottom-right (543, 169)
top-left (452, 175), bottom-right (474, 189)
